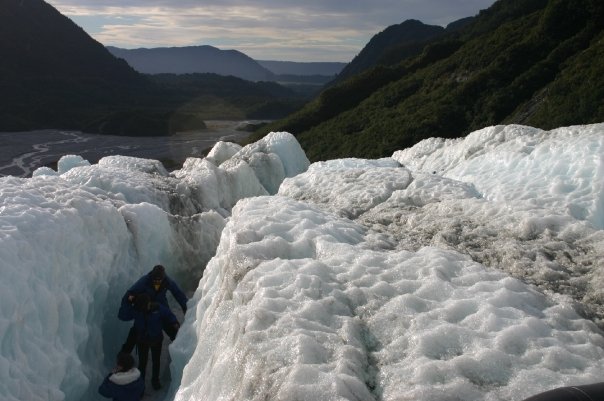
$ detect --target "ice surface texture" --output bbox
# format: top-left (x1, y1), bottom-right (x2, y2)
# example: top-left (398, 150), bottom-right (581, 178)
top-left (172, 197), bottom-right (604, 401)
top-left (173, 124), bottom-right (604, 401)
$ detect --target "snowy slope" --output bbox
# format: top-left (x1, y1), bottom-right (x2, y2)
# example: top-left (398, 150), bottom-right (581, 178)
top-left (0, 125), bottom-right (603, 401)
top-left (172, 124), bottom-right (604, 401)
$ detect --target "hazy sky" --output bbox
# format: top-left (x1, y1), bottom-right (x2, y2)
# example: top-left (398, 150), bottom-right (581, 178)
top-left (46, 0), bottom-right (497, 62)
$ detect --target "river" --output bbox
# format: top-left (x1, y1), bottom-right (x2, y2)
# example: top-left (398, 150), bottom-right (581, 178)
top-left (0, 120), bottom-right (259, 177)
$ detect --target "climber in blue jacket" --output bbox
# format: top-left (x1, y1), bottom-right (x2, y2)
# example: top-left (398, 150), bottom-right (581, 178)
top-left (119, 265), bottom-right (187, 355)
top-left (119, 292), bottom-right (179, 391)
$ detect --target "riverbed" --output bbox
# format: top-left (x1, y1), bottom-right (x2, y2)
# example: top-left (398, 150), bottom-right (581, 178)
top-left (0, 120), bottom-right (258, 177)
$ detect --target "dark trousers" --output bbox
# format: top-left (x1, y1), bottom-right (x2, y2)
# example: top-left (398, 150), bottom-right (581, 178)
top-left (137, 341), bottom-right (162, 382)
top-left (120, 324), bottom-right (178, 354)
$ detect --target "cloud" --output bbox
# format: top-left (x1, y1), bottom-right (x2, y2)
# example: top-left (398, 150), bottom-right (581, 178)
top-left (45, 0), bottom-right (496, 61)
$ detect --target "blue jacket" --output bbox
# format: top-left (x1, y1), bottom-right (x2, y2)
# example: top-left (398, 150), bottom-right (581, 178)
top-left (118, 301), bottom-right (178, 345)
top-left (126, 272), bottom-right (188, 313)
top-left (98, 368), bottom-right (144, 401)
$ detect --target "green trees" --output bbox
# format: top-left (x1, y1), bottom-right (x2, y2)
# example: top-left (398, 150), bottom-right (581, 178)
top-left (258, 0), bottom-right (604, 161)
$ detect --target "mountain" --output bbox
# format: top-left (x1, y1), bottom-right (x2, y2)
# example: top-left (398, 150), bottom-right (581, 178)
top-left (107, 45), bottom-right (276, 82)
top-left (254, 0), bottom-right (604, 161)
top-left (257, 60), bottom-right (346, 76)
top-left (0, 0), bottom-right (140, 82)
top-left (0, 0), bottom-right (303, 135)
top-left (107, 47), bottom-right (345, 98)
top-left (0, 0), bottom-right (148, 131)
top-left (333, 19), bottom-right (447, 84)
top-left (373, 17), bottom-right (474, 71)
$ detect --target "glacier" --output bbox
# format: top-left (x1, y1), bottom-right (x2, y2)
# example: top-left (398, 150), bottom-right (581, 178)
top-left (0, 125), bottom-right (602, 401)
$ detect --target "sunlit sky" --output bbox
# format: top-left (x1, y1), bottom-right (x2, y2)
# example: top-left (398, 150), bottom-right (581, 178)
top-left (46, 0), bottom-right (497, 62)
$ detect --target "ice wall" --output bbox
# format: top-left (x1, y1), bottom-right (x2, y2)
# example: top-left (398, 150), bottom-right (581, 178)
top-left (0, 132), bottom-right (308, 401)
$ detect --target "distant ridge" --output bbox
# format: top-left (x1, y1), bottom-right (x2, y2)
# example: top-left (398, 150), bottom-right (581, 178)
top-left (107, 45), bottom-right (276, 82)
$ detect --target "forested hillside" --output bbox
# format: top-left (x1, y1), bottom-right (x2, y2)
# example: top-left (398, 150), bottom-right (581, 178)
top-left (254, 0), bottom-right (604, 160)
top-left (333, 19), bottom-right (447, 84)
